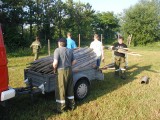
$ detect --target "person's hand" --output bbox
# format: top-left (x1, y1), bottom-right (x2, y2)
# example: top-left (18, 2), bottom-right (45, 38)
top-left (102, 57), bottom-right (105, 62)
top-left (115, 47), bottom-right (119, 51)
top-left (53, 68), bottom-right (57, 74)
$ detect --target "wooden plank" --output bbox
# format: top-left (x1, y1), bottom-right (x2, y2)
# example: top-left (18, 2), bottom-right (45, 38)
top-left (27, 47), bottom-right (98, 75)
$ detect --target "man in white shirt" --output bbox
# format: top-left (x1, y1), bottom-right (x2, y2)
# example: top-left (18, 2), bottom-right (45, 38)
top-left (90, 34), bottom-right (104, 68)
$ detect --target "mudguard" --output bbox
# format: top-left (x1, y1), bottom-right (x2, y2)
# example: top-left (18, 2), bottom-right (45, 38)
top-left (73, 72), bottom-right (90, 86)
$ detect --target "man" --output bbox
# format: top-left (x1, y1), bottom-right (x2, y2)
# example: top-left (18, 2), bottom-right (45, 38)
top-left (66, 32), bottom-right (77, 49)
top-left (53, 38), bottom-right (76, 114)
top-left (30, 36), bottom-right (41, 61)
top-left (127, 34), bottom-right (132, 47)
top-left (90, 34), bottom-right (104, 68)
top-left (111, 36), bottom-right (127, 79)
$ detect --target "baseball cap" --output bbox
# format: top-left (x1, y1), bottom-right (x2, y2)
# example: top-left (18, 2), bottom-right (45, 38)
top-left (58, 38), bottom-right (67, 43)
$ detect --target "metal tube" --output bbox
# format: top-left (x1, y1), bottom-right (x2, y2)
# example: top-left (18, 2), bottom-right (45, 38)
top-left (141, 76), bottom-right (149, 84)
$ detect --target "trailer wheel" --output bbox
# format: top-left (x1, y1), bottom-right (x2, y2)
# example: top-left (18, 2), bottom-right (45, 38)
top-left (74, 78), bottom-right (89, 100)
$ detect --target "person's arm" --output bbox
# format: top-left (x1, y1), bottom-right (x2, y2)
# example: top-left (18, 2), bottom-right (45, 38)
top-left (72, 60), bottom-right (77, 65)
top-left (53, 49), bottom-right (59, 73)
top-left (53, 59), bottom-right (58, 69)
top-left (30, 43), bottom-right (33, 48)
top-left (90, 42), bottom-right (93, 48)
top-left (39, 42), bottom-right (42, 48)
top-left (53, 59), bottom-right (58, 74)
top-left (71, 52), bottom-right (77, 65)
top-left (101, 44), bottom-right (105, 62)
top-left (111, 43), bottom-right (118, 51)
top-left (73, 41), bottom-right (77, 48)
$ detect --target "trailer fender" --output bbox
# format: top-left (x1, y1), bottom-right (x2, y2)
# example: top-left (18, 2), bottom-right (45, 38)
top-left (73, 73), bottom-right (90, 86)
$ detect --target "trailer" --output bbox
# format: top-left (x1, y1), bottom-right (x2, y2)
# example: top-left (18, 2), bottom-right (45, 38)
top-left (0, 24), bottom-right (104, 106)
top-left (24, 68), bottom-right (104, 100)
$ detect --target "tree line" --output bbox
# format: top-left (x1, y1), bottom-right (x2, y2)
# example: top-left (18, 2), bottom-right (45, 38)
top-left (0, 0), bottom-right (119, 51)
top-left (1, 0), bottom-right (160, 52)
top-left (121, 0), bottom-right (160, 46)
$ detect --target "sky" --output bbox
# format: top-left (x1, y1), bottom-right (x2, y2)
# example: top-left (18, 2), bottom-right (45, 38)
top-left (0, 0), bottom-right (140, 14)
top-left (67, 0), bottom-right (140, 14)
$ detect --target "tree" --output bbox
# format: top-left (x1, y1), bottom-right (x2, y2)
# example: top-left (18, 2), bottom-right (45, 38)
top-left (0, 0), bottom-right (27, 50)
top-left (93, 12), bottom-right (119, 42)
top-left (63, 0), bottom-right (95, 42)
top-left (1, 0), bottom-right (119, 52)
top-left (121, 0), bottom-right (160, 46)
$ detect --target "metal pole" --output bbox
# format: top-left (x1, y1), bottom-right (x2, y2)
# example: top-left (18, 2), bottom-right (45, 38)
top-left (48, 39), bottom-right (50, 56)
top-left (79, 34), bottom-right (80, 47)
top-left (101, 34), bottom-right (103, 43)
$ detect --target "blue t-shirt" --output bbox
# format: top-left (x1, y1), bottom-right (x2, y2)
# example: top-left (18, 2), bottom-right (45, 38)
top-left (66, 38), bottom-right (77, 49)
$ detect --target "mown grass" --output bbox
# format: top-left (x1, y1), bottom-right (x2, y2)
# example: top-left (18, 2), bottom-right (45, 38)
top-left (3, 46), bottom-right (160, 120)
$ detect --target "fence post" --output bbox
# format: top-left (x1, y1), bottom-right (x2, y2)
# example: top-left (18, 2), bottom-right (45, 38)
top-left (79, 34), bottom-right (81, 47)
top-left (101, 34), bottom-right (103, 43)
top-left (48, 39), bottom-right (50, 56)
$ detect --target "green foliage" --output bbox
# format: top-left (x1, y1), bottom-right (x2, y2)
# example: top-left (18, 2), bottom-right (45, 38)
top-left (121, 0), bottom-right (160, 46)
top-left (0, 0), bottom-right (119, 52)
top-left (63, 0), bottom-right (95, 42)
top-left (92, 12), bottom-right (119, 43)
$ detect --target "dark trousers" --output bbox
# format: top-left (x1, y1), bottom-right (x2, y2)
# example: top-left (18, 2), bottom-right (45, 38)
top-left (55, 67), bottom-right (75, 111)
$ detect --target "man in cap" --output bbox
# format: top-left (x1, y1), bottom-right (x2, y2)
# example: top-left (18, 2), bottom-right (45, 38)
top-left (53, 38), bottom-right (76, 114)
top-left (30, 36), bottom-right (41, 61)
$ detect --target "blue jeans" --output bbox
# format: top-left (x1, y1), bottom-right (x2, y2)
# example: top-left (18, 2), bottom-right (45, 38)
top-left (96, 56), bottom-right (101, 67)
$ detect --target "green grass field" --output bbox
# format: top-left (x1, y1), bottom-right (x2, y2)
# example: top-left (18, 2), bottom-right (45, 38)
top-left (5, 47), bottom-right (160, 120)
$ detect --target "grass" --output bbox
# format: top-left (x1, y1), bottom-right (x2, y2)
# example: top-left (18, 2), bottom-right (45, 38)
top-left (2, 46), bottom-right (160, 120)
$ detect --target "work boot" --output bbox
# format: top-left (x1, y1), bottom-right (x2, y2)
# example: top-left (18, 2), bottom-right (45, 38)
top-left (68, 105), bottom-right (76, 111)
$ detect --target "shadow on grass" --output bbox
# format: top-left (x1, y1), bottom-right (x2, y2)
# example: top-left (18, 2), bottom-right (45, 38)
top-left (7, 93), bottom-right (56, 120)
top-left (3, 64), bottom-right (157, 120)
top-left (76, 64), bottom-right (157, 105)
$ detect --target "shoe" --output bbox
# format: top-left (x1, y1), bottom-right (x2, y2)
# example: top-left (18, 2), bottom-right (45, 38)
top-left (53, 109), bottom-right (63, 114)
top-left (68, 105), bottom-right (76, 111)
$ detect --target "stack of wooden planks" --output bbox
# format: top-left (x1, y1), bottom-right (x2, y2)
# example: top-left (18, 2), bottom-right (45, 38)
top-left (27, 47), bottom-right (97, 74)
top-left (100, 63), bottom-right (115, 70)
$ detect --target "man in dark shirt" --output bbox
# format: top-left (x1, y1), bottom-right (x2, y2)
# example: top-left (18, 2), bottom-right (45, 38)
top-left (53, 38), bottom-right (76, 113)
top-left (111, 36), bottom-right (127, 79)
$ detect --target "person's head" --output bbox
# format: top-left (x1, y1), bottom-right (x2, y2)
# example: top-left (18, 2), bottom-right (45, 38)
top-left (118, 36), bottom-right (124, 44)
top-left (36, 36), bottom-right (39, 41)
top-left (67, 32), bottom-right (72, 38)
top-left (58, 38), bottom-right (67, 47)
top-left (94, 34), bottom-right (99, 40)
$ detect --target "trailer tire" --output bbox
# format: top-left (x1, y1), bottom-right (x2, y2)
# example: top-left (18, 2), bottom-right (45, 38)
top-left (74, 78), bottom-right (89, 100)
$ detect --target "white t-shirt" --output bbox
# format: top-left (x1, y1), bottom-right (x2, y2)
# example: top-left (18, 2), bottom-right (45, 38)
top-left (90, 40), bottom-right (103, 57)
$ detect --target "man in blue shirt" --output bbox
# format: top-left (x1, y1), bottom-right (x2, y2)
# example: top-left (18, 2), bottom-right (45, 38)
top-left (66, 32), bottom-right (77, 49)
